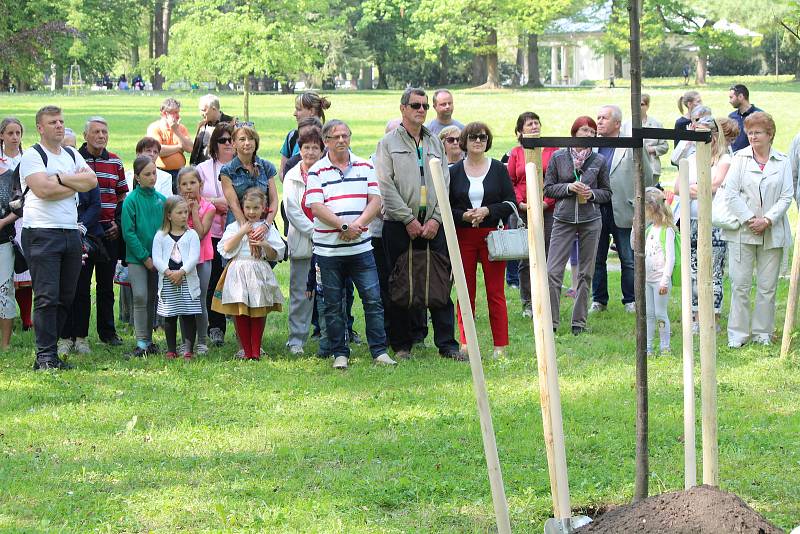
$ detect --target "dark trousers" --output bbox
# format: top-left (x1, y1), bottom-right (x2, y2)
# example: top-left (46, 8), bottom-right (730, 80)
top-left (382, 221), bottom-right (458, 354)
top-left (60, 238), bottom-right (117, 340)
top-left (23, 228), bottom-right (83, 362)
top-left (592, 204), bottom-right (635, 306)
top-left (207, 238), bottom-right (227, 334)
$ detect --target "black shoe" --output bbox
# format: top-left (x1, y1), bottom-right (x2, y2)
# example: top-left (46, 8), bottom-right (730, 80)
top-left (348, 330), bottom-right (362, 345)
top-left (311, 329), bottom-right (321, 340)
top-left (572, 326), bottom-right (585, 336)
top-left (146, 342), bottom-right (160, 354)
top-left (442, 350), bottom-right (469, 362)
top-left (33, 357), bottom-right (73, 371)
top-left (130, 346), bottom-right (148, 358)
top-left (102, 335), bottom-right (124, 346)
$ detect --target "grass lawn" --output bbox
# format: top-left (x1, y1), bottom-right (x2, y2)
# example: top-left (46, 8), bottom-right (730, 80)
top-left (1, 77), bottom-right (799, 532)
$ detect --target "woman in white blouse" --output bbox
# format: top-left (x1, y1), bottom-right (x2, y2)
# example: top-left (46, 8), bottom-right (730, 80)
top-left (723, 112), bottom-right (793, 348)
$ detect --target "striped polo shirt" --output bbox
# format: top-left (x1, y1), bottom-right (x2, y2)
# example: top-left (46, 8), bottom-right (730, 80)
top-left (79, 145), bottom-right (128, 224)
top-left (305, 152), bottom-right (380, 257)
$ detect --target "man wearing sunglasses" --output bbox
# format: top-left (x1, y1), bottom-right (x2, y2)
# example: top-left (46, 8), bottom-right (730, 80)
top-left (375, 88), bottom-right (465, 362)
top-left (426, 89), bottom-right (464, 135)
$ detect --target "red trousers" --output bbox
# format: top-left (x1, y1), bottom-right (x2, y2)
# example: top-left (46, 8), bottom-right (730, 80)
top-left (456, 227), bottom-right (508, 347)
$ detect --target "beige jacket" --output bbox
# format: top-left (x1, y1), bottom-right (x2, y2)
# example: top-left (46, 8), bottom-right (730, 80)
top-left (723, 147), bottom-right (793, 250)
top-left (596, 142), bottom-right (654, 228)
top-left (374, 125), bottom-right (449, 225)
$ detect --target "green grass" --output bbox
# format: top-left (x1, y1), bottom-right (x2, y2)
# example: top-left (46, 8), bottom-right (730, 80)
top-left (1, 79), bottom-right (800, 532)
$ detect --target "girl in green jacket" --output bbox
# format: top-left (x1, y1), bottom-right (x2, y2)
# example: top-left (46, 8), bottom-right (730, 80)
top-left (121, 156), bottom-right (167, 357)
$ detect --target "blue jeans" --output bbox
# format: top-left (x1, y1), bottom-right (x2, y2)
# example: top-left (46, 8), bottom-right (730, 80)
top-left (592, 204), bottom-right (635, 306)
top-left (317, 251), bottom-right (387, 359)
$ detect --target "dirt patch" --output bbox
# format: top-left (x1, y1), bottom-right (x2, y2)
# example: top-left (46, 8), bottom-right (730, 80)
top-left (574, 485), bottom-right (784, 534)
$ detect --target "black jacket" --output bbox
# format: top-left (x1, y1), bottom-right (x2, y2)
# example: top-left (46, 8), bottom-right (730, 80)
top-left (190, 111), bottom-right (234, 165)
top-left (449, 158), bottom-right (515, 228)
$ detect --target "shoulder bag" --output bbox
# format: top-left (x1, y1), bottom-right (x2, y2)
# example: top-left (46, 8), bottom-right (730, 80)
top-left (710, 156), bottom-right (743, 231)
top-left (486, 201), bottom-right (528, 261)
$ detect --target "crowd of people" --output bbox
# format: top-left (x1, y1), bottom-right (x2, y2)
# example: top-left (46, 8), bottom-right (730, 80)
top-left (0, 82), bottom-right (795, 371)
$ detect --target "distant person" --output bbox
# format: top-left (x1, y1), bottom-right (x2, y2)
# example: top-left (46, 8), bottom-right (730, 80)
top-left (189, 94), bottom-right (233, 166)
top-left (682, 64), bottom-right (690, 86)
top-left (118, 74), bottom-right (128, 91)
top-left (625, 94), bottom-right (668, 183)
top-left (62, 128), bottom-right (77, 148)
top-left (146, 97), bottom-right (193, 190)
top-left (426, 89), bottom-right (464, 135)
top-left (675, 90), bottom-right (702, 147)
top-left (728, 84), bottom-right (763, 152)
top-left (20, 105), bottom-right (98, 370)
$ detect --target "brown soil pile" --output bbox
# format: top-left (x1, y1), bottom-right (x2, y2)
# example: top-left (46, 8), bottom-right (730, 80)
top-left (574, 485), bottom-right (784, 534)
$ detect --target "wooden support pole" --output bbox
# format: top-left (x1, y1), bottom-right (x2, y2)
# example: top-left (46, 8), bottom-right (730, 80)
top-left (428, 158), bottom-right (511, 534)
top-left (678, 158), bottom-right (696, 489)
top-left (694, 132), bottom-right (718, 486)
top-left (524, 161), bottom-right (572, 523)
top-left (780, 216), bottom-right (800, 359)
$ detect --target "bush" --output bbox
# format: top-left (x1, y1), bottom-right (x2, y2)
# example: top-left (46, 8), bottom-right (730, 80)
top-left (707, 46), bottom-right (761, 76)
top-left (643, 45), bottom-right (692, 77)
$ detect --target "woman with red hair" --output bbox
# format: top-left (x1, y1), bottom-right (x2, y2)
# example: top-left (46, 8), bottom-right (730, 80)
top-left (543, 116), bottom-right (612, 335)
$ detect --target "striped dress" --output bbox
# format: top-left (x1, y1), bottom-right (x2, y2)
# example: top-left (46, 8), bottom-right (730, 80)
top-left (157, 233), bottom-right (202, 317)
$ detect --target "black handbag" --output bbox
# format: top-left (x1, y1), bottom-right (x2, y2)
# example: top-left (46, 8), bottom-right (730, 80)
top-left (82, 234), bottom-right (111, 263)
top-left (12, 240), bottom-right (27, 274)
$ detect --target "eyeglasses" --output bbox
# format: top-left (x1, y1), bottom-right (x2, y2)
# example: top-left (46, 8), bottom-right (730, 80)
top-left (468, 134), bottom-right (488, 142)
top-left (407, 102), bottom-right (430, 110)
top-left (218, 137), bottom-right (232, 144)
top-left (746, 130), bottom-right (766, 138)
top-left (444, 136), bottom-right (460, 144)
top-left (325, 134), bottom-right (351, 140)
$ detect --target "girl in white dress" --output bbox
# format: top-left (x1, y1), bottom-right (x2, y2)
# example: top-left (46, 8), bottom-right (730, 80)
top-left (212, 188), bottom-right (283, 360)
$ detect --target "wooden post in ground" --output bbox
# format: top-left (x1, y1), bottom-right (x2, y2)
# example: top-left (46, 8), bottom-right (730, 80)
top-left (524, 161), bottom-right (572, 522)
top-left (678, 158), bottom-right (697, 489)
top-left (694, 131), bottom-right (718, 486)
top-left (428, 158), bottom-right (511, 534)
top-left (780, 217), bottom-right (800, 358)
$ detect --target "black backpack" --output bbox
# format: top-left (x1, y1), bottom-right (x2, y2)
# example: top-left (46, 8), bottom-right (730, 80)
top-left (9, 144), bottom-right (76, 217)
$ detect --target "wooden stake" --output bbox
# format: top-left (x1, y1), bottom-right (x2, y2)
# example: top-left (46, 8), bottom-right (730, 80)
top-left (780, 216), bottom-right (800, 358)
top-left (694, 132), bottom-right (718, 486)
top-left (678, 158), bottom-right (696, 489)
top-left (524, 161), bottom-right (572, 521)
top-left (428, 158), bottom-right (511, 534)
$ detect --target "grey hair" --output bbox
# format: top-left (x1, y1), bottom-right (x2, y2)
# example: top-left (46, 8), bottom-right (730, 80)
top-left (600, 105), bottom-right (623, 123)
top-left (63, 127), bottom-right (76, 138)
top-left (84, 116), bottom-right (108, 134)
top-left (321, 119), bottom-right (351, 139)
top-left (160, 97), bottom-right (181, 113)
top-left (401, 87), bottom-right (426, 106)
top-left (432, 88), bottom-right (452, 106)
top-left (199, 94), bottom-right (220, 110)
top-left (690, 105), bottom-right (712, 119)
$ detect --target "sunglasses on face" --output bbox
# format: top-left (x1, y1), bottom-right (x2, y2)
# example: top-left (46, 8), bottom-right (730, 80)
top-left (218, 137), bottom-right (233, 144)
top-left (468, 134), bottom-right (488, 142)
top-left (444, 136), bottom-right (460, 144)
top-left (407, 102), bottom-right (430, 110)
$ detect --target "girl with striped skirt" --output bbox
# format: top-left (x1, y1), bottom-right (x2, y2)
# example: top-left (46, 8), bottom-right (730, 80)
top-left (152, 195), bottom-right (202, 360)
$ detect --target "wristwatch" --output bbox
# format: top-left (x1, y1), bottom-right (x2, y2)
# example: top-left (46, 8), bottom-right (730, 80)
top-left (340, 223), bottom-right (349, 232)
top-left (55, 173), bottom-right (63, 186)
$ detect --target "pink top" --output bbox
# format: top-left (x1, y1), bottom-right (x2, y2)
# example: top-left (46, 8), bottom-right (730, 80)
top-left (189, 198), bottom-right (215, 262)
top-left (197, 158), bottom-right (226, 238)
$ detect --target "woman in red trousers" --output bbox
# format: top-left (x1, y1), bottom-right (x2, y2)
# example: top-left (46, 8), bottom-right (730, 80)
top-left (449, 122), bottom-right (516, 358)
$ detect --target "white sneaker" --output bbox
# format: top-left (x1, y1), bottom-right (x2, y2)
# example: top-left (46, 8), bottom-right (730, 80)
top-left (73, 337), bottom-right (91, 354)
top-left (195, 343), bottom-right (209, 356)
top-left (374, 353), bottom-right (397, 366)
top-left (289, 344), bottom-right (304, 356)
top-left (333, 356), bottom-right (348, 369)
top-left (57, 338), bottom-right (74, 356)
top-left (589, 302), bottom-right (607, 314)
top-left (522, 308), bottom-right (533, 318)
top-left (624, 302), bottom-right (636, 314)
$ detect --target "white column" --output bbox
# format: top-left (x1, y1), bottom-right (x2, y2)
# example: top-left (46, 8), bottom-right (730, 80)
top-left (550, 47), bottom-right (558, 86)
top-left (560, 46), bottom-right (567, 85)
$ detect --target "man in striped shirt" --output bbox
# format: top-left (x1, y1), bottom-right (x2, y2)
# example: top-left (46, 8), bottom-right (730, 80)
top-left (305, 119), bottom-right (396, 370)
top-left (77, 116), bottom-right (127, 346)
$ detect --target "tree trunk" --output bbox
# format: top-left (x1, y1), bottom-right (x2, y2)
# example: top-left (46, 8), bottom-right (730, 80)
top-left (130, 43), bottom-right (139, 70)
top-left (361, 65), bottom-right (373, 90)
top-left (148, 6), bottom-right (154, 60)
top-left (795, 60), bottom-right (800, 82)
top-left (515, 34), bottom-right (524, 86)
top-left (55, 63), bottom-right (64, 90)
top-left (483, 29), bottom-right (500, 88)
top-left (243, 75), bottom-right (250, 122)
top-left (161, 0), bottom-right (172, 55)
top-left (376, 58), bottom-right (388, 89)
top-left (526, 33), bottom-right (543, 88)
top-left (695, 51), bottom-right (707, 85)
top-left (438, 45), bottom-right (449, 86)
top-left (471, 55), bottom-right (486, 86)
top-left (628, 0), bottom-right (649, 503)
top-left (152, 0), bottom-right (164, 90)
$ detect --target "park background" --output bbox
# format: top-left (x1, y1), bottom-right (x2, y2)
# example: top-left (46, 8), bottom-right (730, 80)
top-left (2, 0), bottom-right (800, 532)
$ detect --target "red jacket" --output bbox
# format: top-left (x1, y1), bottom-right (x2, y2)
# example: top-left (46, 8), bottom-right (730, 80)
top-left (507, 145), bottom-right (557, 210)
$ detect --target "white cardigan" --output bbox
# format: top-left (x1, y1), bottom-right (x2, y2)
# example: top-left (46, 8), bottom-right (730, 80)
top-left (152, 229), bottom-right (201, 299)
top-left (283, 163), bottom-right (314, 259)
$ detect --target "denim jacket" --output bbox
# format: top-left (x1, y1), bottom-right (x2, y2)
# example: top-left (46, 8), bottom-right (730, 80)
top-left (220, 155), bottom-right (277, 224)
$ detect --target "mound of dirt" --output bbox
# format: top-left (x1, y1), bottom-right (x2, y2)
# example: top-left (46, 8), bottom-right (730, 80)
top-left (574, 485), bottom-right (783, 534)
